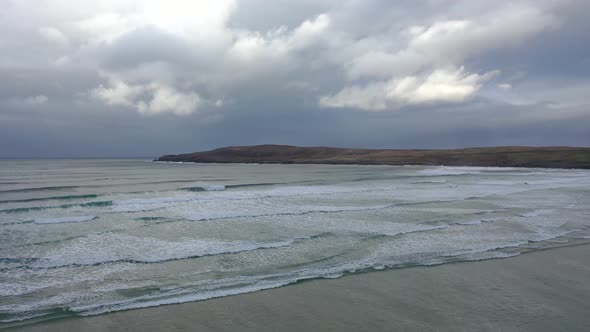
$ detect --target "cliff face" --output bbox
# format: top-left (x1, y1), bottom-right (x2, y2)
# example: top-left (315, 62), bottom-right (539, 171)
top-left (156, 145), bottom-right (590, 169)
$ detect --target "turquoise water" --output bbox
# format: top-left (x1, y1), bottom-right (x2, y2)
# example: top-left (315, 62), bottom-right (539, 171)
top-left (1, 160), bottom-right (590, 324)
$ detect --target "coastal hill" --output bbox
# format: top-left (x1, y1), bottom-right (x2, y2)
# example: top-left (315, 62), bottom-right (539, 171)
top-left (156, 145), bottom-right (590, 169)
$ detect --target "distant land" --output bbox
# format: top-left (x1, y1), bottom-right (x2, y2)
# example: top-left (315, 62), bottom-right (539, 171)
top-left (156, 145), bottom-right (590, 169)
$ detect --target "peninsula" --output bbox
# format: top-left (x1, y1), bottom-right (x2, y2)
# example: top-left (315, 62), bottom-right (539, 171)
top-left (156, 145), bottom-right (590, 169)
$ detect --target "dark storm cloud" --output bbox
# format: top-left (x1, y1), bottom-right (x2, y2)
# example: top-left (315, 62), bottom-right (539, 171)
top-left (0, 0), bottom-right (588, 158)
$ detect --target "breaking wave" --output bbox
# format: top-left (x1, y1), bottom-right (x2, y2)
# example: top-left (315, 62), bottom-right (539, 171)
top-left (0, 194), bottom-right (100, 204)
top-left (0, 186), bottom-right (78, 194)
top-left (0, 201), bottom-right (112, 214)
top-left (182, 184), bottom-right (226, 192)
top-left (2, 233), bottom-right (323, 270)
top-left (33, 215), bottom-right (98, 225)
top-left (2, 161), bottom-right (589, 326)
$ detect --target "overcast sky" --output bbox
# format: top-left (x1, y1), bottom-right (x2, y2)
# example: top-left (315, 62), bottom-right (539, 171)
top-left (1, 0), bottom-right (589, 158)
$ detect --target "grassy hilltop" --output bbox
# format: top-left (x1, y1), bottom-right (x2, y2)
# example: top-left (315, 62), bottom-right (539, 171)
top-left (157, 145), bottom-right (590, 169)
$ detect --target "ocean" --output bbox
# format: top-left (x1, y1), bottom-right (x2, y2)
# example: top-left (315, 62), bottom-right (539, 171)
top-left (1, 159), bottom-right (589, 324)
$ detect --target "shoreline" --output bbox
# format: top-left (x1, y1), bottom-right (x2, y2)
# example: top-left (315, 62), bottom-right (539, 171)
top-left (8, 243), bottom-right (590, 331)
top-left (152, 159), bottom-right (590, 171)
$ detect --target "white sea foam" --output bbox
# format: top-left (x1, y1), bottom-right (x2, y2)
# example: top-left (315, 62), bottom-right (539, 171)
top-left (0, 283), bottom-right (40, 297)
top-left (456, 220), bottom-right (483, 225)
top-left (477, 180), bottom-right (524, 186)
top-left (202, 184), bottom-right (225, 191)
top-left (107, 180), bottom-right (540, 215)
top-left (74, 279), bottom-right (294, 316)
top-left (528, 229), bottom-right (575, 242)
top-left (549, 239), bottom-right (569, 243)
top-left (454, 215), bottom-right (505, 226)
top-left (185, 183), bottom-right (226, 191)
top-left (183, 204), bottom-right (394, 222)
top-left (4, 161), bottom-right (590, 324)
top-left (419, 166), bottom-right (485, 176)
top-left (0, 264), bottom-right (136, 297)
top-left (110, 184), bottom-right (394, 212)
top-left (520, 209), bottom-right (554, 218)
top-left (33, 215), bottom-right (97, 224)
top-left (1, 220), bottom-right (577, 320)
top-left (18, 233), bottom-right (307, 268)
top-left (456, 250), bottom-right (521, 261)
top-left (106, 174), bottom-right (586, 215)
top-left (260, 213), bottom-right (447, 237)
top-left (413, 179), bottom-right (447, 184)
top-left (70, 241), bottom-right (533, 316)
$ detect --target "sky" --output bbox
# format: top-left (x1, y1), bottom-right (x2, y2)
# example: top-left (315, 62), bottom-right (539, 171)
top-left (1, 0), bottom-right (589, 158)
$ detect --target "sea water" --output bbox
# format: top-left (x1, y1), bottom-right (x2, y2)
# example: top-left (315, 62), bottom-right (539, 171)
top-left (1, 159), bottom-right (589, 324)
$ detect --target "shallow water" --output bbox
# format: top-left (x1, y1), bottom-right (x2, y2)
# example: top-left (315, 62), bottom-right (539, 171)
top-left (1, 160), bottom-right (589, 324)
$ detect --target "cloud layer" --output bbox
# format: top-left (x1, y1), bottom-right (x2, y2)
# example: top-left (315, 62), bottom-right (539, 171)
top-left (320, 67), bottom-right (498, 111)
top-left (0, 0), bottom-right (589, 156)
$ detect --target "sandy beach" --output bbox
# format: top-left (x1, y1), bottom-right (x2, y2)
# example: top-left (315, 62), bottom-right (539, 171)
top-left (6, 243), bottom-right (589, 332)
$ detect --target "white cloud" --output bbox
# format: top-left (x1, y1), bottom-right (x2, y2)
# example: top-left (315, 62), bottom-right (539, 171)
top-left (24, 95), bottom-right (49, 105)
top-left (409, 4), bottom-right (557, 56)
top-left (320, 67), bottom-right (497, 111)
top-left (82, 8), bottom-right (332, 114)
top-left (497, 83), bottom-right (512, 90)
top-left (320, 2), bottom-right (560, 111)
top-left (39, 27), bottom-right (69, 47)
top-left (289, 14), bottom-right (330, 50)
top-left (71, 0), bottom-right (236, 45)
top-left (75, 13), bottom-right (133, 45)
top-left (92, 80), bottom-right (143, 107)
top-left (229, 31), bottom-right (287, 63)
top-left (347, 3), bottom-right (558, 80)
top-left (92, 80), bottom-right (201, 116)
top-left (227, 13), bottom-right (330, 67)
top-left (1, 0), bottom-right (582, 117)
top-left (137, 84), bottom-right (201, 116)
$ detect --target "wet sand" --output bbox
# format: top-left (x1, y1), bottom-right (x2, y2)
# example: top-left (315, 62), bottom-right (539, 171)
top-left (9, 244), bottom-right (590, 332)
